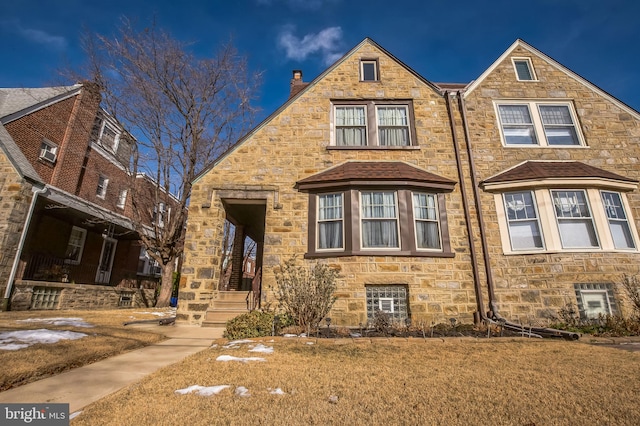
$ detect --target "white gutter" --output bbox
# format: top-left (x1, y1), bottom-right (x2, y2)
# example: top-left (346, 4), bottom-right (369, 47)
top-left (2, 185), bottom-right (47, 305)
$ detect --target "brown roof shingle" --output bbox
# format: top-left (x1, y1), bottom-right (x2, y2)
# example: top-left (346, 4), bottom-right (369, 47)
top-left (296, 161), bottom-right (456, 191)
top-left (482, 161), bottom-right (637, 185)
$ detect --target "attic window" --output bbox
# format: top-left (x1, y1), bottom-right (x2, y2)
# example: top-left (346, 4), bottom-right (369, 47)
top-left (99, 120), bottom-right (120, 153)
top-left (512, 58), bottom-right (536, 81)
top-left (361, 60), bottom-right (378, 81)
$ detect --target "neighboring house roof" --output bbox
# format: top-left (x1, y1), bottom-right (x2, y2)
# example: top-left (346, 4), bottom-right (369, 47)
top-left (0, 123), bottom-right (42, 184)
top-left (193, 37), bottom-right (444, 183)
top-left (0, 84), bottom-right (83, 123)
top-left (481, 161), bottom-right (638, 191)
top-left (433, 82), bottom-right (469, 91)
top-left (296, 161), bottom-right (457, 191)
top-left (463, 39), bottom-right (640, 120)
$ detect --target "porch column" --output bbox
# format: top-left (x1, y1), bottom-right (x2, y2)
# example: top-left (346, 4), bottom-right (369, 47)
top-left (229, 225), bottom-right (245, 291)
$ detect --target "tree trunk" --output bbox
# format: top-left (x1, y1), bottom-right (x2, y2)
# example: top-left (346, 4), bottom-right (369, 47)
top-left (155, 261), bottom-right (175, 307)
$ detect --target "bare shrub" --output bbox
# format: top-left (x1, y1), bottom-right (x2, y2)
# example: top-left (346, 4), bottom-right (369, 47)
top-left (620, 274), bottom-right (640, 319)
top-left (274, 256), bottom-right (338, 335)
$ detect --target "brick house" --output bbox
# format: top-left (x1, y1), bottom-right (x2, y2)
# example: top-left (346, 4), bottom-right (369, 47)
top-left (178, 38), bottom-right (640, 328)
top-left (0, 83), bottom-right (169, 310)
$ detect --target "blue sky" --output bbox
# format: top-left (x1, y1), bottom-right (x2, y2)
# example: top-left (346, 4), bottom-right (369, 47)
top-left (1, 0), bottom-right (639, 121)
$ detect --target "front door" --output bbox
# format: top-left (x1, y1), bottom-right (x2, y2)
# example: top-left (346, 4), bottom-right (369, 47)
top-left (96, 238), bottom-right (117, 284)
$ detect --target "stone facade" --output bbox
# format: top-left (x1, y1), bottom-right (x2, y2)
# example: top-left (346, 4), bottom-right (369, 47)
top-left (179, 39), bottom-right (640, 327)
top-left (462, 43), bottom-right (640, 321)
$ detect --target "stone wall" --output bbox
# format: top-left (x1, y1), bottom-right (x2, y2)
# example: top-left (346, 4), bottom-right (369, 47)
top-left (0, 148), bottom-right (33, 302)
top-left (179, 41), bottom-right (479, 326)
top-left (463, 44), bottom-right (640, 321)
top-left (10, 280), bottom-right (155, 311)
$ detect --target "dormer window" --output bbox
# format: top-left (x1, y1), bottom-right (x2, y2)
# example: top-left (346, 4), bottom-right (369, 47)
top-left (512, 58), bottom-right (536, 81)
top-left (98, 120), bottom-right (120, 153)
top-left (39, 139), bottom-right (58, 163)
top-left (360, 59), bottom-right (378, 81)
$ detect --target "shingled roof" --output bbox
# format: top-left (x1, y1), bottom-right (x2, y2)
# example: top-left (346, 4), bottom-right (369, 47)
top-left (0, 84), bottom-right (82, 122)
top-left (481, 161), bottom-right (637, 188)
top-left (296, 161), bottom-right (456, 191)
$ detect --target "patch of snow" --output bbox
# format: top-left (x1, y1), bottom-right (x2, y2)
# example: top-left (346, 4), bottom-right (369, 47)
top-left (175, 385), bottom-right (230, 396)
top-left (227, 339), bottom-right (255, 345)
top-left (269, 388), bottom-right (286, 395)
top-left (305, 342), bottom-right (315, 345)
top-left (134, 310), bottom-right (175, 317)
top-left (216, 355), bottom-right (266, 363)
top-left (248, 344), bottom-right (273, 354)
top-left (69, 411), bottom-right (82, 420)
top-left (350, 333), bottom-right (362, 338)
top-left (0, 329), bottom-right (87, 350)
top-left (235, 386), bottom-right (250, 397)
top-left (283, 334), bottom-right (298, 338)
top-left (210, 344), bottom-right (218, 348)
top-left (16, 317), bottom-right (93, 328)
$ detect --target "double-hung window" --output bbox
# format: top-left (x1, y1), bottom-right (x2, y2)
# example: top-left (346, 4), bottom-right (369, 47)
top-left (496, 102), bottom-right (582, 147)
top-left (335, 106), bottom-right (367, 146)
top-left (601, 191), bottom-right (635, 249)
top-left (503, 191), bottom-right (544, 250)
top-left (332, 101), bottom-right (415, 148)
top-left (413, 193), bottom-right (441, 250)
top-left (377, 106), bottom-right (410, 146)
top-left (361, 191), bottom-right (399, 249)
top-left (317, 193), bottom-right (344, 250)
top-left (552, 190), bottom-right (599, 248)
top-left (98, 120), bottom-right (120, 153)
top-left (65, 226), bottom-right (87, 264)
top-left (96, 176), bottom-right (109, 199)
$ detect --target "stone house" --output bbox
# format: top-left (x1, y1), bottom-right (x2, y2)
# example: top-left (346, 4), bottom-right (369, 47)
top-left (0, 83), bottom-right (172, 310)
top-left (178, 38), bottom-right (640, 328)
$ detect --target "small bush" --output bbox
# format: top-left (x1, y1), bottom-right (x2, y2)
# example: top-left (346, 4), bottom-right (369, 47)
top-left (274, 256), bottom-right (339, 335)
top-left (620, 274), bottom-right (640, 319)
top-left (224, 310), bottom-right (275, 340)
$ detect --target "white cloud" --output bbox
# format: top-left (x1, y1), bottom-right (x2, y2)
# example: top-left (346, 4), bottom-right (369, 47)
top-left (278, 26), bottom-right (343, 65)
top-left (1, 19), bottom-right (67, 50)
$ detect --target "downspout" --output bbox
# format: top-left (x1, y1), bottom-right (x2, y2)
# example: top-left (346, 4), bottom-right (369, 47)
top-left (444, 91), bottom-right (486, 322)
top-left (452, 91), bottom-right (579, 340)
top-left (1, 185), bottom-right (48, 311)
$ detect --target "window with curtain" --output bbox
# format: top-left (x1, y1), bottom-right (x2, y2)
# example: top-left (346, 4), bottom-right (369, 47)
top-left (601, 191), bottom-right (635, 249)
top-left (552, 190), bottom-right (599, 248)
top-left (498, 104), bottom-right (537, 145)
top-left (361, 191), bottom-right (399, 248)
top-left (317, 193), bottom-right (344, 250)
top-left (65, 226), bottom-right (87, 264)
top-left (377, 106), bottom-right (410, 146)
top-left (412, 193), bottom-right (441, 249)
top-left (335, 106), bottom-right (367, 146)
top-left (503, 191), bottom-right (544, 250)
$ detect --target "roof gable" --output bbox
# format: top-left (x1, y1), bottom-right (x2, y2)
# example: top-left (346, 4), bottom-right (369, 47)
top-left (296, 161), bottom-right (456, 191)
top-left (193, 38), bottom-right (443, 184)
top-left (463, 39), bottom-right (640, 120)
top-left (0, 84), bottom-right (83, 124)
top-left (0, 123), bottom-right (42, 184)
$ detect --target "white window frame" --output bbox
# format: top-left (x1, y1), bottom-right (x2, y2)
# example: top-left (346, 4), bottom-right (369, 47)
top-left (495, 101), bottom-right (584, 147)
top-left (502, 191), bottom-right (545, 251)
top-left (601, 191), bottom-right (636, 250)
top-left (39, 139), bottom-right (58, 163)
top-left (495, 188), bottom-right (639, 255)
top-left (551, 190), bottom-right (600, 249)
top-left (117, 189), bottom-right (128, 209)
top-left (360, 59), bottom-right (378, 81)
top-left (512, 57), bottom-right (537, 81)
top-left (376, 105), bottom-right (411, 147)
top-left (378, 297), bottom-right (394, 313)
top-left (153, 202), bottom-right (170, 228)
top-left (64, 226), bottom-right (87, 264)
top-left (138, 246), bottom-right (162, 276)
top-left (316, 193), bottom-right (344, 251)
top-left (412, 192), bottom-right (442, 251)
top-left (98, 120), bottom-right (121, 153)
top-left (578, 289), bottom-right (611, 319)
top-left (96, 176), bottom-right (109, 199)
top-left (359, 191), bottom-right (400, 250)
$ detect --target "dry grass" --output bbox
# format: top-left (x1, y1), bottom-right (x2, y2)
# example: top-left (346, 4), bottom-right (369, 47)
top-left (73, 337), bottom-right (640, 425)
top-left (0, 308), bottom-right (171, 390)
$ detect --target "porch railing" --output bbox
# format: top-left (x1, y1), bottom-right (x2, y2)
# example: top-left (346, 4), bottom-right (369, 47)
top-left (246, 267), bottom-right (262, 311)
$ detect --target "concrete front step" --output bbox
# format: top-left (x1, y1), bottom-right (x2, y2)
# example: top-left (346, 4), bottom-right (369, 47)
top-left (216, 291), bottom-right (250, 301)
top-left (200, 291), bottom-right (252, 328)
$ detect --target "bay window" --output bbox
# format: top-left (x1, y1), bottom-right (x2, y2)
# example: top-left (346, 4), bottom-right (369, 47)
top-left (601, 191), bottom-right (636, 249)
top-left (413, 193), bottom-right (441, 250)
top-left (317, 193), bottom-right (344, 250)
top-left (503, 191), bottom-right (544, 250)
top-left (360, 191), bottom-right (399, 249)
top-left (552, 190), bottom-right (599, 248)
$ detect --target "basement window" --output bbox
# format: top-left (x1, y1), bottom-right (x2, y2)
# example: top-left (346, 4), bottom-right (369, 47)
top-left (574, 283), bottom-right (617, 319)
top-left (366, 285), bottom-right (408, 323)
top-left (31, 287), bottom-right (61, 310)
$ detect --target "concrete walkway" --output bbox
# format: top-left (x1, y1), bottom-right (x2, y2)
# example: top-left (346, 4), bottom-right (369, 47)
top-left (0, 324), bottom-right (224, 413)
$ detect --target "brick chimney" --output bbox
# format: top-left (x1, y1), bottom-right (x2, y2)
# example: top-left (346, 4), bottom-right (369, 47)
top-left (289, 70), bottom-right (307, 98)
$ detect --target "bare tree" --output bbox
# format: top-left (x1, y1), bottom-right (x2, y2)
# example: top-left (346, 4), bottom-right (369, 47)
top-left (84, 19), bottom-right (260, 306)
